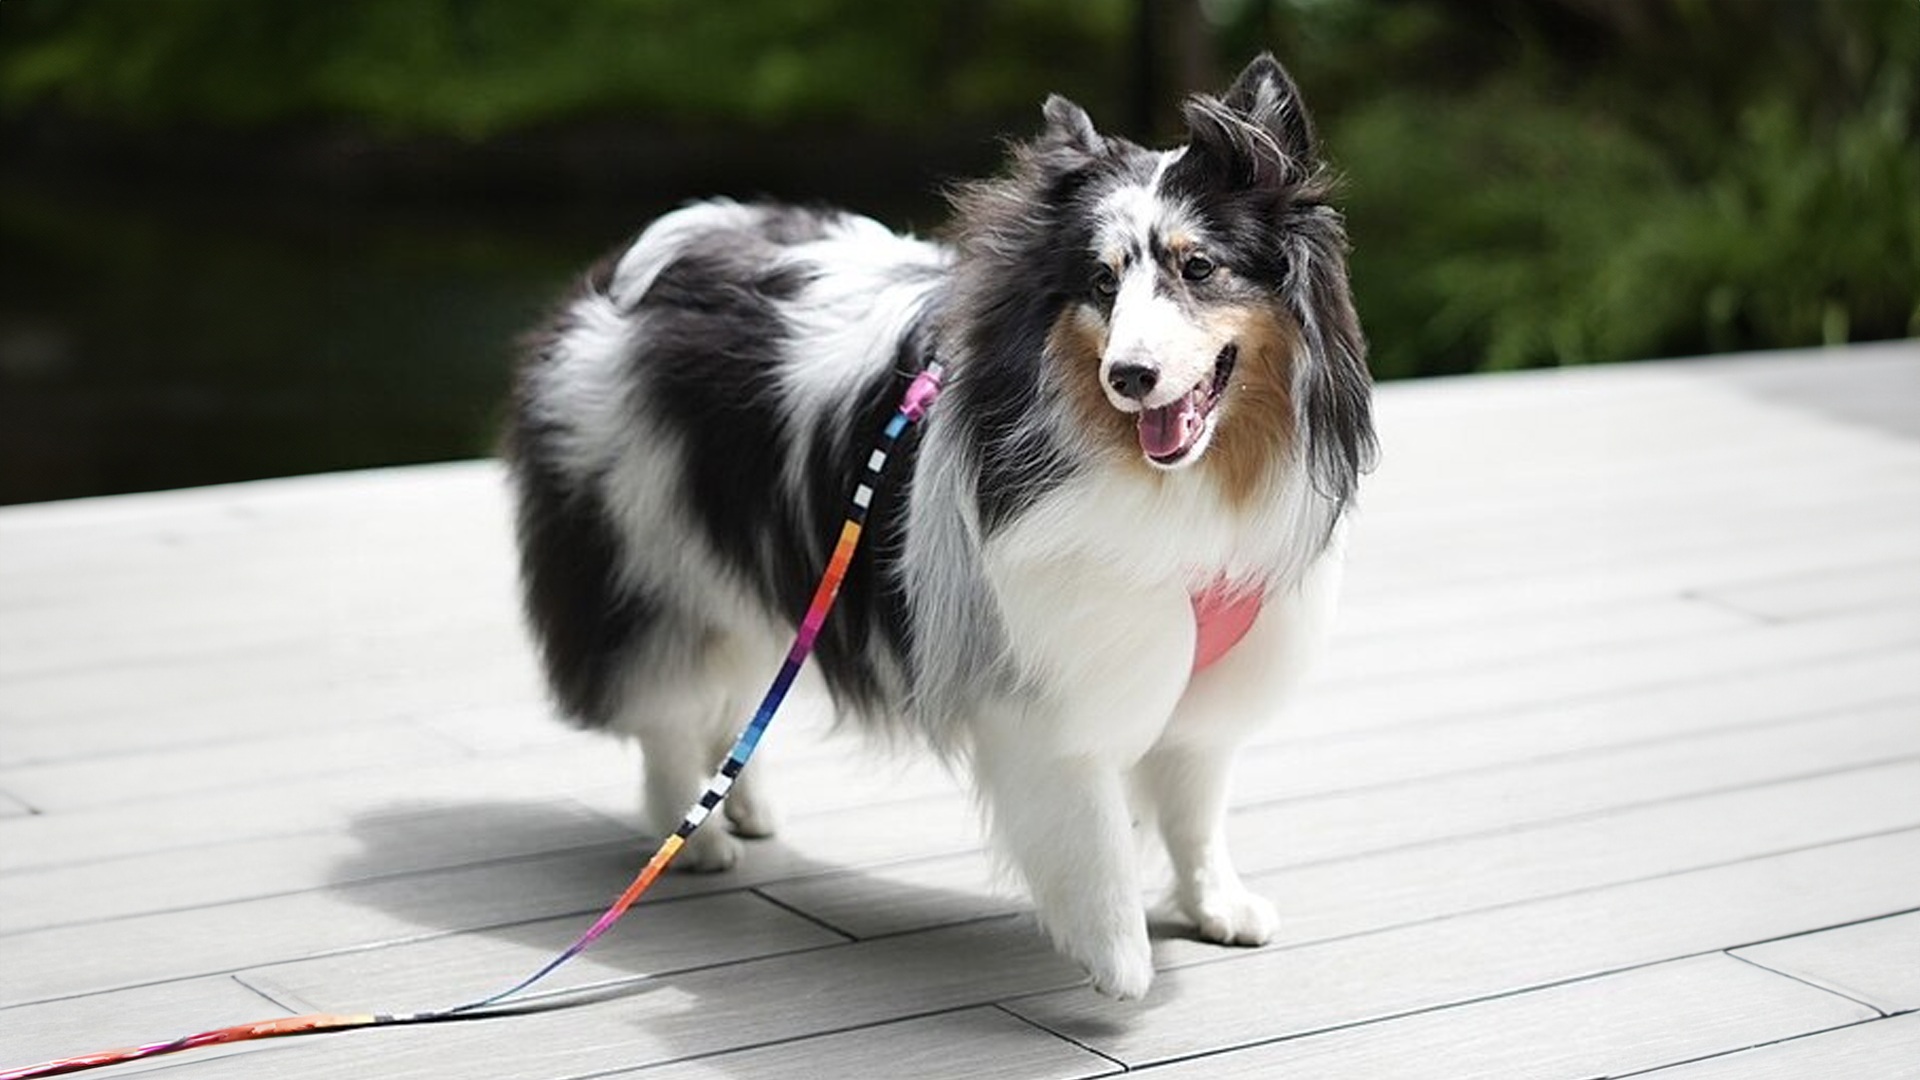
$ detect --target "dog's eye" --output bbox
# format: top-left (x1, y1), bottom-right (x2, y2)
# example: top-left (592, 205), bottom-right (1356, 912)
top-left (1182, 255), bottom-right (1216, 282)
top-left (1091, 266), bottom-right (1118, 298)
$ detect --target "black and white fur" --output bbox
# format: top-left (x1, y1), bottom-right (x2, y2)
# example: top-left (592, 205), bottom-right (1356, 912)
top-left (506, 55), bottom-right (1375, 999)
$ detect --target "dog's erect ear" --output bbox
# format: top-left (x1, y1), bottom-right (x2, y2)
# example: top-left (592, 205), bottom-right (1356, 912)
top-left (1040, 94), bottom-right (1105, 160)
top-left (1182, 52), bottom-right (1317, 190)
top-left (1223, 53), bottom-right (1316, 165)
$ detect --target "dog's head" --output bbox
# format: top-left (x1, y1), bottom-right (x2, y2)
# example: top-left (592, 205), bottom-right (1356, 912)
top-left (955, 54), bottom-right (1376, 511)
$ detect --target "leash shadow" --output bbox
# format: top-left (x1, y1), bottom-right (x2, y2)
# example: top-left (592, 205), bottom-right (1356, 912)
top-left (274, 793), bottom-right (1172, 1075)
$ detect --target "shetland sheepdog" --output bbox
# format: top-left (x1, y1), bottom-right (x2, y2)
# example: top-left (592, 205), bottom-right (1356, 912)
top-left (506, 53), bottom-right (1375, 999)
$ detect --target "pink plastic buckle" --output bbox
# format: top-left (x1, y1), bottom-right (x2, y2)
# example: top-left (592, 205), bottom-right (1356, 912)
top-left (901, 365), bottom-right (945, 422)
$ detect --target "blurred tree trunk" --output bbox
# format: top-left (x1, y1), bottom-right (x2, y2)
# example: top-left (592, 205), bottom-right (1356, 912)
top-left (1131, 0), bottom-right (1217, 141)
top-left (1544, 0), bottom-right (1664, 43)
top-left (1129, 0), bottom-right (1158, 139)
top-left (1169, 0), bottom-right (1216, 124)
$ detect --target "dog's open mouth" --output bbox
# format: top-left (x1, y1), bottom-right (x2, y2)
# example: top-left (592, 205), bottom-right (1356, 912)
top-left (1137, 344), bottom-right (1238, 467)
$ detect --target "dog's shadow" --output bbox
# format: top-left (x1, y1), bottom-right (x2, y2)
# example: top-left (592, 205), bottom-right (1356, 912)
top-left (259, 796), bottom-right (1184, 1074)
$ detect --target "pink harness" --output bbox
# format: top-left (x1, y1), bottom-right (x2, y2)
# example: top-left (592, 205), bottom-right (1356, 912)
top-left (1190, 583), bottom-right (1263, 673)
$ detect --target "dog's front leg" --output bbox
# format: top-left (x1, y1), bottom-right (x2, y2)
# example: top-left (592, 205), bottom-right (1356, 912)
top-left (1137, 740), bottom-right (1277, 946)
top-left (1141, 544), bottom-right (1346, 946)
top-left (973, 564), bottom-right (1196, 998)
top-left (973, 720), bottom-right (1154, 1000)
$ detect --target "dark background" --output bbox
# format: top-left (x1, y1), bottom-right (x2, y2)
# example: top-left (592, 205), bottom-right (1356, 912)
top-left (2, 0), bottom-right (1915, 505)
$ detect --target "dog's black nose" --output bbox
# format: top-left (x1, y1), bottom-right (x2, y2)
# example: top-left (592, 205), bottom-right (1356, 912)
top-left (1108, 363), bottom-right (1159, 401)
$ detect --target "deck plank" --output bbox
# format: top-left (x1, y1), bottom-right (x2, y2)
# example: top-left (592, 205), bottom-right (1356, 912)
top-left (0, 652), bottom-right (543, 742)
top-left (0, 790), bottom-right (979, 1009)
top-left (0, 976), bottom-right (293, 1074)
top-left (1286, 607), bottom-right (1920, 741)
top-left (1313, 594), bottom-right (1753, 687)
top-left (0, 743), bottom-right (637, 873)
top-left (1622, 1012), bottom-right (1920, 1079)
top-left (1334, 524), bottom-right (1920, 639)
top-left (1232, 759), bottom-right (1920, 963)
top-left (98, 824), bottom-right (1920, 1080)
top-left (1233, 697), bottom-right (1920, 843)
top-left (1004, 829), bottom-right (1920, 1067)
top-left (0, 718), bottom-right (961, 877)
top-left (762, 700), bottom-right (1920, 940)
top-left (1250, 639), bottom-right (1920, 762)
top-left (138, 921), bottom-right (1093, 1080)
top-left (1346, 486), bottom-right (1920, 603)
top-left (624, 1008), bottom-right (1116, 1080)
top-left (2, 885), bottom-right (842, 1018)
top-left (0, 799), bottom-right (632, 936)
top-left (236, 890), bottom-right (850, 1016)
top-left (1124, 954), bottom-right (1873, 1080)
top-left (862, 755), bottom-right (1920, 948)
top-left (0, 724), bottom-right (464, 812)
top-left (1694, 558), bottom-right (1920, 623)
top-left (1734, 910), bottom-right (1920, 1015)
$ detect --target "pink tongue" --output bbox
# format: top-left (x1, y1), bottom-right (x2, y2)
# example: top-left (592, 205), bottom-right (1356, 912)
top-left (1138, 395), bottom-right (1199, 459)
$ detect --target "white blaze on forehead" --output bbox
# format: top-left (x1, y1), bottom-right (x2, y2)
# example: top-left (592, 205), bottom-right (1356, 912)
top-left (1090, 151), bottom-right (1223, 413)
top-left (1092, 150), bottom-right (1198, 268)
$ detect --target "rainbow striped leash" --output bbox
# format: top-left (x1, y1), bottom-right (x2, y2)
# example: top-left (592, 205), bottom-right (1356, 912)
top-left (0, 362), bottom-right (945, 1080)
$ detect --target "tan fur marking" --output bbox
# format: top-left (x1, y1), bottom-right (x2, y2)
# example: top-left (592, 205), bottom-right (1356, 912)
top-left (1048, 305), bottom-right (1137, 462)
top-left (1047, 300), bottom-right (1299, 505)
top-left (1202, 304), bottom-right (1298, 509)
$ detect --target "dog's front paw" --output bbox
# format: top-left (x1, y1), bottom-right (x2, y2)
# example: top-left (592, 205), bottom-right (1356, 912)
top-left (1057, 919), bottom-right (1154, 1001)
top-left (674, 828), bottom-right (744, 873)
top-left (1187, 885), bottom-right (1278, 947)
top-left (1083, 937), bottom-right (1155, 1001)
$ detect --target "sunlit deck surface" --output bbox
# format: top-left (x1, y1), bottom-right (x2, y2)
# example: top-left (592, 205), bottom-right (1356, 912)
top-left (4, 342), bottom-right (1919, 1079)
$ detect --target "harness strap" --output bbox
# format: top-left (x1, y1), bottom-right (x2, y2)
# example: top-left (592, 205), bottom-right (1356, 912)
top-left (1190, 583), bottom-right (1263, 673)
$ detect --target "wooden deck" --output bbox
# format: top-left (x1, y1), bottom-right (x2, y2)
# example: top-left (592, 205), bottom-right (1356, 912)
top-left (3, 342), bottom-right (1918, 1078)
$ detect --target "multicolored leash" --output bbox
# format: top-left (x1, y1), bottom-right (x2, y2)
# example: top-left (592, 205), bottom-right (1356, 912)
top-left (0, 362), bottom-right (945, 1080)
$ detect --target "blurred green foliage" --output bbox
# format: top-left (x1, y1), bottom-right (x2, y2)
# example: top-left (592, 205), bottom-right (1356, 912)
top-left (0, 0), bottom-right (1130, 136)
top-left (1243, 0), bottom-right (1920, 377)
top-left (3, 0), bottom-right (1916, 379)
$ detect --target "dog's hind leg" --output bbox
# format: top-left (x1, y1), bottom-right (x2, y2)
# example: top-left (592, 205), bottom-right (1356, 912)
top-left (715, 717), bottom-right (778, 839)
top-left (615, 634), bottom-right (772, 873)
top-left (630, 695), bottom-right (745, 872)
